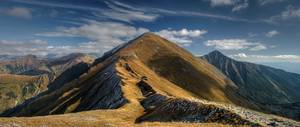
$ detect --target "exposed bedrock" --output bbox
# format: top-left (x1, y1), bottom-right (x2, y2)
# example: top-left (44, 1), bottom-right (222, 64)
top-left (135, 79), bottom-right (260, 126)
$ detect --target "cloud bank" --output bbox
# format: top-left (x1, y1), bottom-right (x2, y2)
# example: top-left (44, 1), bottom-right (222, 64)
top-left (0, 7), bottom-right (32, 19)
top-left (204, 39), bottom-right (267, 51)
top-left (266, 30), bottom-right (280, 37)
top-left (232, 53), bottom-right (300, 63)
top-left (156, 28), bottom-right (207, 46)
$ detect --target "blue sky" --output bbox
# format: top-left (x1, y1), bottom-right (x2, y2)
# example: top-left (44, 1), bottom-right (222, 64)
top-left (0, 0), bottom-right (300, 73)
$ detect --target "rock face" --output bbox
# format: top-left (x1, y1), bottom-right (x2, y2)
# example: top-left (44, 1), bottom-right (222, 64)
top-left (202, 50), bottom-right (300, 120)
top-left (138, 99), bottom-right (259, 126)
top-left (1, 33), bottom-right (299, 126)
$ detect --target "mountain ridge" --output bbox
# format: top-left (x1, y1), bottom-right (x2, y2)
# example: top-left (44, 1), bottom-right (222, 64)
top-left (202, 50), bottom-right (300, 120)
top-left (0, 33), bottom-right (299, 126)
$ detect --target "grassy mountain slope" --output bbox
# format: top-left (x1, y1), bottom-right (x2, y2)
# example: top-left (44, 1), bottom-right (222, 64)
top-left (0, 74), bottom-right (49, 113)
top-left (0, 53), bottom-right (94, 114)
top-left (0, 33), bottom-right (299, 126)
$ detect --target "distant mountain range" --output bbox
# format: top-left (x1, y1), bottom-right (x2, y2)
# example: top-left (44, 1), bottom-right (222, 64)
top-left (0, 53), bottom-right (94, 79)
top-left (202, 50), bottom-right (300, 120)
top-left (0, 33), bottom-right (299, 126)
top-left (0, 53), bottom-right (94, 113)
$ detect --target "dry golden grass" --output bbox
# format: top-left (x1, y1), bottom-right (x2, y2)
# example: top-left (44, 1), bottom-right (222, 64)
top-left (0, 110), bottom-right (232, 127)
top-left (0, 33), bottom-right (284, 127)
top-left (116, 33), bottom-right (241, 104)
top-left (0, 54), bottom-right (238, 126)
top-left (0, 74), bottom-right (38, 83)
top-left (0, 74), bottom-right (49, 113)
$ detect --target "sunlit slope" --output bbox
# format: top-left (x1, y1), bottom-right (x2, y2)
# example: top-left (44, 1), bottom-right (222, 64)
top-left (115, 33), bottom-right (245, 103)
top-left (2, 33), bottom-right (299, 126)
top-left (2, 33), bottom-right (247, 116)
top-left (0, 74), bottom-right (49, 113)
top-left (0, 53), bottom-right (94, 114)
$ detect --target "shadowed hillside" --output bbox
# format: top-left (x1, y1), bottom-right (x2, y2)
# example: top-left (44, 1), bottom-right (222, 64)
top-left (0, 53), bottom-right (94, 114)
top-left (202, 50), bottom-right (300, 120)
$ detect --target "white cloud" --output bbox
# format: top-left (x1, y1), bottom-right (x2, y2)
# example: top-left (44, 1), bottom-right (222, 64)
top-left (249, 44), bottom-right (267, 51)
top-left (0, 39), bottom-right (47, 47)
top-left (274, 55), bottom-right (300, 59)
top-left (266, 30), bottom-right (280, 37)
top-left (280, 6), bottom-right (300, 20)
top-left (232, 53), bottom-right (300, 63)
top-left (207, 0), bottom-right (248, 12)
top-left (9, 0), bottom-right (256, 23)
top-left (0, 39), bottom-right (48, 55)
top-left (208, 0), bottom-right (235, 6)
top-left (6, 25), bottom-right (205, 55)
top-left (37, 20), bottom-right (149, 47)
top-left (5, 0), bottom-right (158, 23)
top-left (204, 39), bottom-right (267, 51)
top-left (8, 0), bottom-right (102, 12)
top-left (15, 20), bottom-right (149, 56)
top-left (34, 21), bottom-right (208, 55)
top-left (0, 7), bottom-right (32, 19)
top-left (248, 32), bottom-right (258, 38)
top-left (234, 53), bottom-right (248, 58)
top-left (101, 1), bottom-right (159, 23)
top-left (156, 28), bottom-right (207, 46)
top-left (232, 1), bottom-right (248, 12)
top-left (0, 39), bottom-right (121, 56)
top-left (258, 0), bottom-right (287, 6)
top-left (268, 5), bottom-right (300, 24)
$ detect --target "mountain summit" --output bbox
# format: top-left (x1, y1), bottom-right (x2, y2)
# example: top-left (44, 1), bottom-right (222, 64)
top-left (202, 50), bottom-right (300, 120)
top-left (3, 33), bottom-right (241, 114)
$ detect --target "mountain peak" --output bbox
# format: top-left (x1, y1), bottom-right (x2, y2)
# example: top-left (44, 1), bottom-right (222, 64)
top-left (206, 50), bottom-right (230, 60)
top-left (210, 50), bottom-right (222, 54)
top-left (23, 54), bottom-right (38, 59)
top-left (141, 32), bottom-right (155, 36)
top-left (134, 32), bottom-right (167, 44)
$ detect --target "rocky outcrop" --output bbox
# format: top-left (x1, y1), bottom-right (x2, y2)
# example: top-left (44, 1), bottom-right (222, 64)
top-left (135, 79), bottom-right (260, 126)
